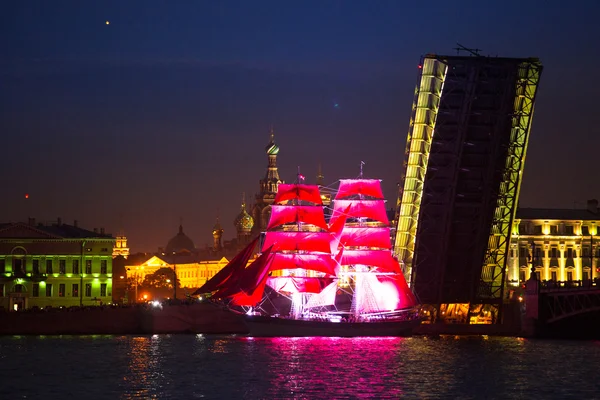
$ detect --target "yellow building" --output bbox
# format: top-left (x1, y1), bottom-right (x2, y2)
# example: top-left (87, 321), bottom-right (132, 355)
top-left (508, 199), bottom-right (600, 287)
top-left (0, 219), bottom-right (115, 311)
top-left (126, 254), bottom-right (230, 300)
top-left (113, 235), bottom-right (129, 258)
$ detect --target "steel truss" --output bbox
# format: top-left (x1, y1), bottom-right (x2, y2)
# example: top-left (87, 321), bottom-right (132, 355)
top-left (393, 57), bottom-right (447, 285)
top-left (542, 289), bottom-right (600, 323)
top-left (478, 61), bottom-right (543, 319)
top-left (395, 55), bottom-right (542, 323)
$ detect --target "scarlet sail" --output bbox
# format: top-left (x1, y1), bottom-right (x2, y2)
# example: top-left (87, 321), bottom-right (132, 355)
top-left (192, 237), bottom-right (258, 295)
top-left (269, 253), bottom-right (337, 276)
top-left (267, 276), bottom-right (336, 294)
top-left (336, 179), bottom-right (384, 200)
top-left (329, 200), bottom-right (390, 226)
top-left (336, 227), bottom-right (391, 249)
top-left (274, 184), bottom-right (323, 204)
top-left (262, 231), bottom-right (332, 253)
top-left (267, 205), bottom-right (328, 230)
top-left (338, 249), bottom-right (401, 273)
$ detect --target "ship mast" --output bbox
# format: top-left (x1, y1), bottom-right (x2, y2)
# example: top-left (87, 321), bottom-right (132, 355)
top-left (291, 166), bottom-right (307, 319)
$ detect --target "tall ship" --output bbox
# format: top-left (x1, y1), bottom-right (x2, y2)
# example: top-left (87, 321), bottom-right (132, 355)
top-left (194, 171), bottom-right (421, 337)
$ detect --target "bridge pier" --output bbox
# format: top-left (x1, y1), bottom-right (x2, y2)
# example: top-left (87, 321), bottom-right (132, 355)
top-left (522, 277), bottom-right (539, 337)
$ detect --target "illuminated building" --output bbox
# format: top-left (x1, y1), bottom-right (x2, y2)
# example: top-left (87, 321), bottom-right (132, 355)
top-left (126, 254), bottom-right (231, 300)
top-left (251, 128), bottom-right (283, 236)
top-left (508, 200), bottom-right (600, 286)
top-left (394, 53), bottom-right (543, 323)
top-left (112, 234), bottom-right (129, 258)
top-left (0, 218), bottom-right (115, 311)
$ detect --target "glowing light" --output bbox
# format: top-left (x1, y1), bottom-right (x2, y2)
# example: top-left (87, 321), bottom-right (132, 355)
top-left (24, 194), bottom-right (29, 199)
top-left (518, 296), bottom-right (523, 302)
top-left (105, 21), bottom-right (110, 25)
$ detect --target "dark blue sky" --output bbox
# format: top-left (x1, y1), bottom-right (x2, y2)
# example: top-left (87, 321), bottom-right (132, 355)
top-left (2, 1), bottom-right (599, 252)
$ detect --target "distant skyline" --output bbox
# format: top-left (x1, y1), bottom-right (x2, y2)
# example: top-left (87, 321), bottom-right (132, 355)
top-left (2, 1), bottom-right (600, 252)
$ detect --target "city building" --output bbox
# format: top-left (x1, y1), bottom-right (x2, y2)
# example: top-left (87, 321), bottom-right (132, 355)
top-left (125, 254), bottom-right (231, 301)
top-left (508, 199), bottom-right (600, 287)
top-left (0, 218), bottom-right (115, 311)
top-left (112, 234), bottom-right (129, 258)
top-left (394, 53), bottom-right (543, 323)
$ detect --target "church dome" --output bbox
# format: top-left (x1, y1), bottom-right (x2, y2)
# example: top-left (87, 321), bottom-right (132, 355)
top-left (265, 128), bottom-right (279, 155)
top-left (165, 225), bottom-right (195, 254)
top-left (234, 208), bottom-right (254, 233)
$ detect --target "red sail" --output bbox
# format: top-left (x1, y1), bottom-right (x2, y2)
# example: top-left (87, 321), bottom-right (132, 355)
top-left (230, 273), bottom-right (270, 307)
top-left (213, 246), bottom-right (274, 299)
top-left (267, 277), bottom-right (336, 294)
top-left (274, 184), bottom-right (323, 205)
top-left (267, 205), bottom-right (328, 230)
top-left (374, 274), bottom-right (418, 310)
top-left (192, 237), bottom-right (258, 295)
top-left (269, 253), bottom-right (337, 276)
top-left (336, 179), bottom-right (384, 200)
top-left (262, 231), bottom-right (332, 253)
top-left (337, 227), bottom-right (391, 249)
top-left (338, 250), bottom-right (401, 273)
top-left (329, 200), bottom-right (390, 226)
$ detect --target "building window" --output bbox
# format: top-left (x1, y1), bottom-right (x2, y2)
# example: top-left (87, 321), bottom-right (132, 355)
top-left (59, 260), bottom-right (66, 274)
top-left (72, 284), bottom-right (79, 298)
top-left (584, 271), bottom-right (590, 280)
top-left (536, 271), bottom-right (541, 280)
top-left (533, 225), bottom-right (542, 235)
top-left (100, 260), bottom-right (107, 274)
top-left (519, 247), bottom-right (527, 258)
top-left (567, 248), bottom-right (574, 258)
top-left (0, 259), bottom-right (4, 274)
top-left (101, 248), bottom-right (108, 252)
top-left (519, 223), bottom-right (528, 234)
top-left (85, 260), bottom-right (92, 274)
top-left (583, 226), bottom-right (590, 235)
top-left (583, 247), bottom-right (591, 258)
top-left (519, 270), bottom-right (526, 282)
top-left (535, 248), bottom-right (542, 260)
top-left (46, 284), bottom-right (52, 297)
top-left (549, 225), bottom-right (558, 235)
top-left (32, 283), bottom-right (39, 297)
top-left (59, 284), bottom-right (65, 297)
top-left (0, 283), bottom-right (4, 297)
top-left (73, 260), bottom-right (79, 275)
top-left (32, 259), bottom-right (40, 274)
top-left (567, 271), bottom-right (573, 281)
top-left (85, 284), bottom-right (92, 297)
top-left (46, 260), bottom-right (53, 274)
top-left (100, 283), bottom-right (107, 297)
top-left (551, 248), bottom-right (558, 258)
top-left (565, 225), bottom-right (574, 235)
top-left (551, 271), bottom-right (557, 281)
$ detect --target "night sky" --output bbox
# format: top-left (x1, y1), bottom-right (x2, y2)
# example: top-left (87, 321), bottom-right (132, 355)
top-left (2, 1), bottom-right (599, 252)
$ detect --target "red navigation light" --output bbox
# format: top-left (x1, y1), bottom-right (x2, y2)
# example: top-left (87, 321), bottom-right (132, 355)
top-left (24, 194), bottom-right (29, 199)
top-left (418, 65), bottom-right (422, 69)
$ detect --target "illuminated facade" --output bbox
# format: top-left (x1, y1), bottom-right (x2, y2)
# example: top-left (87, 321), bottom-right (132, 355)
top-left (0, 219), bottom-right (115, 311)
top-left (394, 54), bottom-right (543, 323)
top-left (508, 200), bottom-right (600, 286)
top-left (112, 235), bottom-right (129, 258)
top-left (125, 254), bottom-right (231, 301)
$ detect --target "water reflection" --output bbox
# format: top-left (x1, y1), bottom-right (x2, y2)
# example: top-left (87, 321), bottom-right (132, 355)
top-left (2, 335), bottom-right (600, 399)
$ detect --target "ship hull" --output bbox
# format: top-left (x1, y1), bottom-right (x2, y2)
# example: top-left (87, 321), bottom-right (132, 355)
top-left (243, 314), bottom-right (422, 337)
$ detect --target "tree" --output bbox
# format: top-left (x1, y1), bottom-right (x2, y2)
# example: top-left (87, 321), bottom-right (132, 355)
top-left (140, 267), bottom-right (181, 301)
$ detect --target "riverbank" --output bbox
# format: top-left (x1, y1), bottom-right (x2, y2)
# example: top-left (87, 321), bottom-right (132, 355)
top-left (0, 304), bottom-right (525, 337)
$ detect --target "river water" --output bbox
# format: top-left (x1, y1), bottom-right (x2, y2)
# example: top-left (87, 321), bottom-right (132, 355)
top-left (0, 334), bottom-right (598, 399)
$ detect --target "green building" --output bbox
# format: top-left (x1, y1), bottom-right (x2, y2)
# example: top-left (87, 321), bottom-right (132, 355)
top-left (0, 219), bottom-right (115, 311)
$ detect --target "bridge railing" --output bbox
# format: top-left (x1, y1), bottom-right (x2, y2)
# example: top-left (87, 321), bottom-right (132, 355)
top-left (539, 279), bottom-right (600, 293)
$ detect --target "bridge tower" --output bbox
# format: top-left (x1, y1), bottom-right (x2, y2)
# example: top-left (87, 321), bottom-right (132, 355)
top-left (394, 52), bottom-right (543, 323)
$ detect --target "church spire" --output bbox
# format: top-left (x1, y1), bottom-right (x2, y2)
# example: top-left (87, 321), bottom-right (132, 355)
top-left (316, 162), bottom-right (324, 186)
